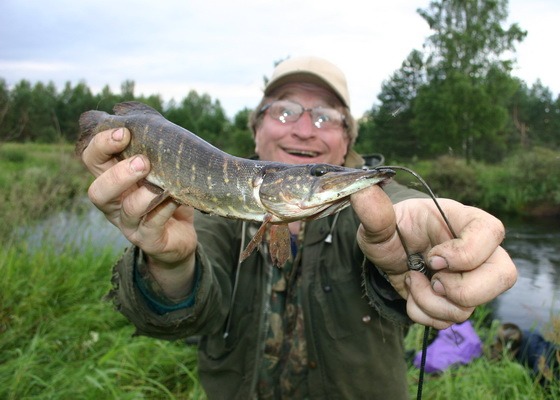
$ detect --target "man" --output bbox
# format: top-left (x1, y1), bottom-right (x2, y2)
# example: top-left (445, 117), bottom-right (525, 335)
top-left (81, 56), bottom-right (517, 399)
top-left (491, 323), bottom-right (559, 384)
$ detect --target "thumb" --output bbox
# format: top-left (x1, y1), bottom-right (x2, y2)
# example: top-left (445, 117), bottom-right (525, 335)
top-left (351, 185), bottom-right (396, 245)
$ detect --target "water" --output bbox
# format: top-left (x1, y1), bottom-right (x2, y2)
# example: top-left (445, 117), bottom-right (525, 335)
top-left (20, 199), bottom-right (129, 255)
top-left (20, 203), bottom-right (560, 330)
top-left (491, 216), bottom-right (560, 330)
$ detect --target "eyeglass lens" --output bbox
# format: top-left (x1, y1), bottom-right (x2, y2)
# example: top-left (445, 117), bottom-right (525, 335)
top-left (266, 100), bottom-right (344, 129)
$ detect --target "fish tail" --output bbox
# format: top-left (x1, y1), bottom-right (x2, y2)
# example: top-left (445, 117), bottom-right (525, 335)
top-left (75, 110), bottom-right (106, 156)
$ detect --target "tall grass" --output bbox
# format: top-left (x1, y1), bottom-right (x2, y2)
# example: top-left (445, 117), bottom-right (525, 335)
top-left (0, 143), bottom-right (92, 243)
top-left (396, 147), bottom-right (560, 217)
top-left (0, 243), bottom-right (204, 399)
top-left (406, 308), bottom-right (560, 399)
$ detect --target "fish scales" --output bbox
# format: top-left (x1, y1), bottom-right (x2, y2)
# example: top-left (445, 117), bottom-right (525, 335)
top-left (76, 101), bottom-right (395, 265)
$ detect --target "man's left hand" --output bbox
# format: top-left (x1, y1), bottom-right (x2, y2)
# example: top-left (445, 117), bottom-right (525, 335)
top-left (351, 186), bottom-right (517, 329)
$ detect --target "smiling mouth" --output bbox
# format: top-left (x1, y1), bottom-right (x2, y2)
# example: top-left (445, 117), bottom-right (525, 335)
top-left (285, 149), bottom-right (319, 158)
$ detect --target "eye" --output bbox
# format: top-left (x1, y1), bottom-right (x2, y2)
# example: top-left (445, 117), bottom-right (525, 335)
top-left (281, 106), bottom-right (297, 117)
top-left (315, 112), bottom-right (331, 123)
top-left (310, 164), bottom-right (330, 176)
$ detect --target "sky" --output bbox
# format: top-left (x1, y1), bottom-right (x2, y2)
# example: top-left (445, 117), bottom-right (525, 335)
top-left (0, 0), bottom-right (558, 118)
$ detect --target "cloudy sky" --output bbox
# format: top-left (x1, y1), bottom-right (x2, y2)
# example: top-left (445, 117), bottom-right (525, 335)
top-left (1, 0), bottom-right (557, 118)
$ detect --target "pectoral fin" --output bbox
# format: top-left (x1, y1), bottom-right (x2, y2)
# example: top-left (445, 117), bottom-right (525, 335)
top-left (268, 224), bottom-right (291, 267)
top-left (240, 215), bottom-right (272, 262)
top-left (240, 215), bottom-right (291, 267)
top-left (141, 185), bottom-right (173, 218)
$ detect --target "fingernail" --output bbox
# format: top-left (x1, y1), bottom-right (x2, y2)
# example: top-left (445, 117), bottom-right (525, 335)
top-left (405, 273), bottom-right (411, 287)
top-left (112, 128), bottom-right (124, 142)
top-left (432, 279), bottom-right (446, 295)
top-left (130, 156), bottom-right (145, 173)
top-left (429, 256), bottom-right (448, 270)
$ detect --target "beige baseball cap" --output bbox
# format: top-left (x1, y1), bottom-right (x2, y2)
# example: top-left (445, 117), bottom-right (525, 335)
top-left (264, 56), bottom-right (351, 108)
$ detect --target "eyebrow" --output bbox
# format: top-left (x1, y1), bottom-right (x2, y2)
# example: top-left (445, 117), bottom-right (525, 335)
top-left (275, 92), bottom-right (338, 109)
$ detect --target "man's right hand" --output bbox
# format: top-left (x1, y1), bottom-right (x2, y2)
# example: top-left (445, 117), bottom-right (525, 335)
top-left (80, 127), bottom-right (198, 300)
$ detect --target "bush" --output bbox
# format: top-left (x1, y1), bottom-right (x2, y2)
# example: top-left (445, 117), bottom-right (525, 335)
top-left (420, 156), bottom-right (481, 206)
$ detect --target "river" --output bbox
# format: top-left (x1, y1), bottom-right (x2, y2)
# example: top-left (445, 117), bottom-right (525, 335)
top-left (21, 203), bottom-right (560, 330)
top-left (491, 215), bottom-right (560, 330)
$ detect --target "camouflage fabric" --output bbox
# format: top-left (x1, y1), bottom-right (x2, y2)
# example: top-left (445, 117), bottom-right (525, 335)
top-left (257, 225), bottom-right (308, 399)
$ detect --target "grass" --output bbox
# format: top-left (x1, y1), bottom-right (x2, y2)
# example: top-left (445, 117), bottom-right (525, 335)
top-left (0, 142), bottom-right (93, 243)
top-left (2, 242), bottom-right (557, 399)
top-left (0, 244), bottom-right (204, 399)
top-left (406, 308), bottom-right (560, 399)
top-left (390, 147), bottom-right (560, 217)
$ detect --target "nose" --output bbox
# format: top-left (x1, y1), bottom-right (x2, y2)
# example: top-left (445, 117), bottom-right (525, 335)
top-left (291, 110), bottom-right (316, 139)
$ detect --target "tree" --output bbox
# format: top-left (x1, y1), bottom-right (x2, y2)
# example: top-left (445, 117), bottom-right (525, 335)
top-left (56, 81), bottom-right (97, 142)
top-left (226, 108), bottom-right (255, 157)
top-left (509, 80), bottom-right (560, 149)
top-left (413, 0), bottom-right (526, 163)
top-left (165, 90), bottom-right (230, 150)
top-left (359, 50), bottom-right (426, 159)
top-left (418, 0), bottom-right (525, 77)
top-left (0, 79), bottom-right (10, 140)
top-left (3, 80), bottom-right (33, 142)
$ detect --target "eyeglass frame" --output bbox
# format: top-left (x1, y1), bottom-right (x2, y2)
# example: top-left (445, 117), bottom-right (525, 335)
top-left (257, 99), bottom-right (348, 130)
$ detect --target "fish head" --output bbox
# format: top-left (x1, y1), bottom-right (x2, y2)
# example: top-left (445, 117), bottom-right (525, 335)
top-left (256, 163), bottom-right (395, 221)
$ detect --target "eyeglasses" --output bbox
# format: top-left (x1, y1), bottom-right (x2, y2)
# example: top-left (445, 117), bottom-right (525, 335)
top-left (259, 100), bottom-right (346, 130)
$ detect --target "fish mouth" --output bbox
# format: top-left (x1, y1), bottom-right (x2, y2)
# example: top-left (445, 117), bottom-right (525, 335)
top-left (315, 167), bottom-right (395, 193)
top-left (275, 167), bottom-right (394, 220)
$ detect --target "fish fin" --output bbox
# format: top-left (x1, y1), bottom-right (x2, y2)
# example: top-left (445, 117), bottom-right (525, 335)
top-left (113, 101), bottom-right (163, 117)
top-left (75, 110), bottom-right (108, 156)
top-left (240, 214), bottom-right (273, 263)
top-left (240, 216), bottom-right (291, 267)
top-left (142, 188), bottom-right (173, 218)
top-left (268, 224), bottom-right (291, 267)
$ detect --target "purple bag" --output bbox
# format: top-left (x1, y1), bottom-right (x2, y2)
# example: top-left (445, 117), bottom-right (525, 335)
top-left (413, 320), bottom-right (482, 373)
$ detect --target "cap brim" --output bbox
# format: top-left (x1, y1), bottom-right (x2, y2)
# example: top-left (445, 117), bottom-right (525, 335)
top-left (265, 73), bottom-right (349, 108)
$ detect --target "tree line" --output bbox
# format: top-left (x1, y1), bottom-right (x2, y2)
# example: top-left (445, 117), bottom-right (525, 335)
top-left (358, 0), bottom-right (559, 163)
top-left (1, 0), bottom-right (558, 163)
top-left (0, 78), bottom-right (256, 157)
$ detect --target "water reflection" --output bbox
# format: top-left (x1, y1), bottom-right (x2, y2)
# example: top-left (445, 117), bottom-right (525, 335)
top-left (492, 216), bottom-right (560, 330)
top-left (20, 199), bottom-right (128, 255)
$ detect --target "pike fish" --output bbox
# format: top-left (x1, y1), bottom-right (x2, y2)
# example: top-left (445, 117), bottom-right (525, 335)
top-left (76, 101), bottom-right (394, 265)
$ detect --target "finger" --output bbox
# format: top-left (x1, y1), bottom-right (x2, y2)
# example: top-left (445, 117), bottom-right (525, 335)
top-left (428, 202), bottom-right (506, 272)
top-left (430, 246), bottom-right (517, 307)
top-left (406, 271), bottom-right (475, 329)
top-left (81, 128), bottom-right (131, 176)
top-left (352, 186), bottom-right (408, 274)
top-left (88, 155), bottom-right (150, 215)
top-left (138, 203), bottom-right (198, 265)
top-left (141, 198), bottom-right (182, 229)
top-left (352, 185), bottom-right (396, 243)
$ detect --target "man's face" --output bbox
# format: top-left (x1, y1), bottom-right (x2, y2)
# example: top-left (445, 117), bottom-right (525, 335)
top-left (254, 83), bottom-right (350, 166)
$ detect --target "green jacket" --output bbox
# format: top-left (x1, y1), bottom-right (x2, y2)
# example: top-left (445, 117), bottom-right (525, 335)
top-left (108, 181), bottom-right (424, 399)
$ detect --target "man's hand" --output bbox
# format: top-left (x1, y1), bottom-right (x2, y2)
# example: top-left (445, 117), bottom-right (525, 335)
top-left (352, 186), bottom-right (517, 329)
top-left (80, 127), bottom-right (198, 299)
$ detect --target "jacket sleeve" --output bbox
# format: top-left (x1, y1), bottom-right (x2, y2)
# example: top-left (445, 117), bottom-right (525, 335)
top-left (360, 179), bottom-right (429, 326)
top-left (105, 213), bottom-right (240, 341)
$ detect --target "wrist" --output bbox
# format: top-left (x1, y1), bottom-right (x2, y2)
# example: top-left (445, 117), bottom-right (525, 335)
top-left (138, 251), bottom-right (197, 302)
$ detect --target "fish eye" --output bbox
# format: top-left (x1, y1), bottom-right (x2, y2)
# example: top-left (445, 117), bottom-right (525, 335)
top-left (310, 164), bottom-right (330, 176)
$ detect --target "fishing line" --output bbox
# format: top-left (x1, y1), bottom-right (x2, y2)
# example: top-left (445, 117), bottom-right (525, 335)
top-left (382, 165), bottom-right (459, 400)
